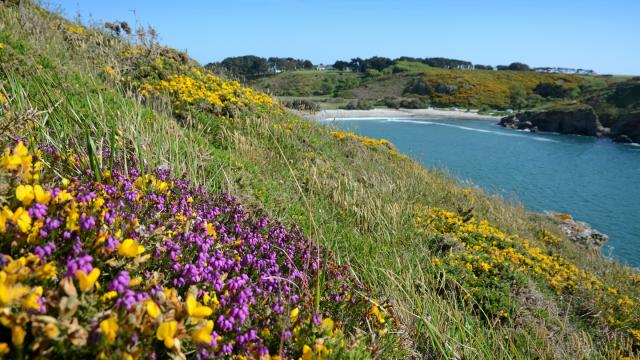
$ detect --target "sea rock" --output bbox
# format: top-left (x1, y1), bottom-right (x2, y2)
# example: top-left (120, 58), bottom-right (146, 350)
top-left (546, 212), bottom-right (608, 249)
top-left (499, 106), bottom-right (606, 136)
top-left (610, 111), bottom-right (640, 144)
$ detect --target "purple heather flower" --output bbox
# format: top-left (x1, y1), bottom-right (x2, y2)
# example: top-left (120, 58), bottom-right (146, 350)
top-left (65, 254), bottom-right (93, 277)
top-left (109, 271), bottom-right (131, 293)
top-left (79, 214), bottom-right (96, 230)
top-left (28, 203), bottom-right (48, 220)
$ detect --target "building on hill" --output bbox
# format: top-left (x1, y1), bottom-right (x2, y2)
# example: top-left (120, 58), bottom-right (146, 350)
top-left (316, 64), bottom-right (335, 71)
top-left (269, 65), bottom-right (283, 74)
top-left (534, 67), bottom-right (596, 75)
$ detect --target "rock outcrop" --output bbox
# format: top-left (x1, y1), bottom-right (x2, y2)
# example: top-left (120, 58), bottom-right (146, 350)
top-left (546, 212), bottom-right (608, 249)
top-left (501, 79), bottom-right (640, 143)
top-left (609, 111), bottom-right (640, 143)
top-left (499, 106), bottom-right (606, 136)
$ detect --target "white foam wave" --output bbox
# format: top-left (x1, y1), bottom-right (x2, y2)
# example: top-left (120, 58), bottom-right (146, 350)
top-left (385, 119), bottom-right (559, 143)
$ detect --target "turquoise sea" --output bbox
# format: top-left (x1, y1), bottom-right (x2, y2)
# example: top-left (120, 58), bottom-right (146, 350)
top-left (325, 117), bottom-right (640, 268)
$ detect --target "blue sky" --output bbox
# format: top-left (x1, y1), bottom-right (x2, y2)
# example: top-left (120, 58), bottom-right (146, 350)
top-left (53, 0), bottom-right (640, 75)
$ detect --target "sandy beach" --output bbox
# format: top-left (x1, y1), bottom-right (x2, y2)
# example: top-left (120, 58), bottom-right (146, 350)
top-left (304, 107), bottom-right (501, 121)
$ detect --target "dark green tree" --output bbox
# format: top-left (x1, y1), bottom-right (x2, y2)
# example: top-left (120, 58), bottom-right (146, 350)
top-left (509, 84), bottom-right (528, 109)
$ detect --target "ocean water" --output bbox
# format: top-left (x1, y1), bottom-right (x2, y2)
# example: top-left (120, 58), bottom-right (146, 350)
top-left (324, 117), bottom-right (640, 267)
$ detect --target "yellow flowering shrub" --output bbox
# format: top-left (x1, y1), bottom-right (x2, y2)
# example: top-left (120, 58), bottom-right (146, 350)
top-left (409, 68), bottom-right (583, 109)
top-left (139, 68), bottom-right (277, 116)
top-left (329, 131), bottom-right (405, 160)
top-left (66, 25), bottom-right (85, 35)
top-left (416, 207), bottom-right (640, 344)
top-left (115, 44), bottom-right (280, 118)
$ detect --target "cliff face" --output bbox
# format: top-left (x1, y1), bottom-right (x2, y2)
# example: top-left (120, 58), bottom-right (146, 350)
top-left (610, 111), bottom-right (640, 143)
top-left (499, 106), bottom-right (606, 137)
top-left (500, 79), bottom-right (640, 143)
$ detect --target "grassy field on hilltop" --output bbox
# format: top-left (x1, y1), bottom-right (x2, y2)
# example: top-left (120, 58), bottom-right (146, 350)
top-left (1, 2), bottom-right (639, 359)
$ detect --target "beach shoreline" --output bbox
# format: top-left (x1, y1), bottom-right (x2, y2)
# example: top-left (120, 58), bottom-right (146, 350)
top-left (303, 107), bottom-right (502, 121)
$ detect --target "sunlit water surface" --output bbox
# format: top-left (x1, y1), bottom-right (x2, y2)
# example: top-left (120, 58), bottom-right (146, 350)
top-left (324, 117), bottom-right (640, 267)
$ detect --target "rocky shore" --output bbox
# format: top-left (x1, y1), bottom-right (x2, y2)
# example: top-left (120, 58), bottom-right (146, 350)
top-left (546, 212), bottom-right (608, 249)
top-left (499, 78), bottom-right (640, 143)
top-left (499, 106), bottom-right (606, 136)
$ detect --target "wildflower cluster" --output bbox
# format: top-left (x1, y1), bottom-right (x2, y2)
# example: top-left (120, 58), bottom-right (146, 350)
top-left (329, 131), bottom-right (402, 158)
top-left (412, 67), bottom-right (582, 109)
top-left (416, 207), bottom-right (640, 344)
top-left (0, 141), bottom-right (391, 358)
top-left (138, 68), bottom-right (277, 117)
top-left (66, 25), bottom-right (85, 35)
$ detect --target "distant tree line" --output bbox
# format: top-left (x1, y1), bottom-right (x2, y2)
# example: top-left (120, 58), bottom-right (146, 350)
top-left (331, 57), bottom-right (545, 73)
top-left (496, 62), bottom-right (531, 71)
top-left (332, 56), bottom-right (475, 72)
top-left (206, 54), bottom-right (594, 81)
top-left (205, 55), bottom-right (314, 80)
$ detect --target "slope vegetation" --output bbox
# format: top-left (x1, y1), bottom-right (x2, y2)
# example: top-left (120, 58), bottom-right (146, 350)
top-left (252, 61), bottom-right (588, 111)
top-left (0, 2), bottom-right (638, 359)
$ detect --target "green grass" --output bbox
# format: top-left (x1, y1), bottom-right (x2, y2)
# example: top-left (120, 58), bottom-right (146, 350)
top-left (383, 60), bottom-right (434, 74)
top-left (2, 2), bottom-right (639, 359)
top-left (252, 70), bottom-right (361, 98)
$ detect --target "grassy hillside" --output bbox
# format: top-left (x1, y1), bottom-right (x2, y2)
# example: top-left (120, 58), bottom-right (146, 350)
top-left (1, 2), bottom-right (639, 359)
top-left (251, 61), bottom-right (631, 112)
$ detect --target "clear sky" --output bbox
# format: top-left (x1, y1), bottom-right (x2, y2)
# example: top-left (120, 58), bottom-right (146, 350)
top-left (53, 0), bottom-right (640, 75)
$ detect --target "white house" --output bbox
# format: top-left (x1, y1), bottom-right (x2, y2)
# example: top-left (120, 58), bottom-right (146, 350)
top-left (316, 64), bottom-right (335, 71)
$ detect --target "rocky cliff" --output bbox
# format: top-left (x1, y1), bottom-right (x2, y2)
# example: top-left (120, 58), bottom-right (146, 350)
top-left (499, 105), bottom-right (607, 137)
top-left (500, 79), bottom-right (640, 143)
top-left (609, 111), bottom-right (640, 143)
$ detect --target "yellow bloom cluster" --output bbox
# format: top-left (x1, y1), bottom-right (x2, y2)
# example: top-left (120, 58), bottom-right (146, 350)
top-left (329, 131), bottom-right (403, 159)
top-left (538, 229), bottom-right (561, 245)
top-left (415, 67), bottom-right (582, 108)
top-left (1, 141), bottom-right (42, 182)
top-left (102, 65), bottom-right (117, 78)
top-left (139, 68), bottom-right (277, 116)
top-left (416, 207), bottom-right (640, 343)
top-left (66, 25), bottom-right (85, 35)
top-left (416, 208), bottom-right (599, 292)
top-left (0, 254), bottom-right (58, 350)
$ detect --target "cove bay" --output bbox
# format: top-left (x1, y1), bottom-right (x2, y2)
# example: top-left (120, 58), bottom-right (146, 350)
top-left (325, 117), bottom-right (640, 267)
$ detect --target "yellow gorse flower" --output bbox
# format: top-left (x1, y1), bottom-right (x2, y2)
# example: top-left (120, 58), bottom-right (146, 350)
top-left (0, 207), bottom-right (32, 233)
top-left (0, 342), bottom-right (9, 356)
top-left (101, 291), bottom-right (118, 302)
top-left (75, 268), bottom-right (101, 292)
top-left (21, 286), bottom-right (42, 310)
top-left (301, 344), bottom-right (313, 360)
top-left (1, 142), bottom-right (31, 172)
top-left (117, 238), bottom-right (144, 257)
top-left (204, 222), bottom-right (217, 239)
top-left (100, 317), bottom-right (119, 344)
top-left (66, 25), bottom-right (85, 34)
top-left (145, 300), bottom-right (161, 319)
top-left (43, 324), bottom-right (60, 339)
top-left (290, 307), bottom-right (299, 323)
top-left (192, 320), bottom-right (214, 344)
top-left (12, 326), bottom-right (26, 346)
top-left (156, 320), bottom-right (178, 348)
top-left (321, 318), bottom-right (334, 333)
top-left (15, 184), bottom-right (51, 206)
top-left (16, 185), bottom-right (34, 206)
top-left (186, 293), bottom-right (213, 318)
